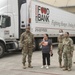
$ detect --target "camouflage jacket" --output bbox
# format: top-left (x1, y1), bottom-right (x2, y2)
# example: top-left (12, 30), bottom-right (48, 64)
top-left (20, 32), bottom-right (34, 48)
top-left (63, 37), bottom-right (74, 53)
top-left (58, 35), bottom-right (64, 43)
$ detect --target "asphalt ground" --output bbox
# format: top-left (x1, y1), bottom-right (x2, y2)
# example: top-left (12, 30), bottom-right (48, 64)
top-left (0, 47), bottom-right (75, 75)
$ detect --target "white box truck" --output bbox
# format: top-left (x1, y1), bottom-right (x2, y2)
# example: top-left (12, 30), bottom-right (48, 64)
top-left (0, 0), bottom-right (75, 57)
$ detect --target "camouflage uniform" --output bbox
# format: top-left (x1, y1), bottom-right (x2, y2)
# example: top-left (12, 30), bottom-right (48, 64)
top-left (58, 35), bottom-right (64, 67)
top-left (63, 38), bottom-right (74, 70)
top-left (20, 31), bottom-right (34, 67)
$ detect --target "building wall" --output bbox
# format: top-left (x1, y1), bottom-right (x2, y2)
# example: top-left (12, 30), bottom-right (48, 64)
top-left (39, 0), bottom-right (75, 14)
top-left (39, 0), bottom-right (75, 7)
top-left (60, 7), bottom-right (75, 14)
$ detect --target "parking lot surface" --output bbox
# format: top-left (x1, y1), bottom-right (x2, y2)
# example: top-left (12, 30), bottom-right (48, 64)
top-left (0, 47), bottom-right (75, 75)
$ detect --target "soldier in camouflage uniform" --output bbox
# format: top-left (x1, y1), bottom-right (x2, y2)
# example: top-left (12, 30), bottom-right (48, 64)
top-left (63, 32), bottom-right (74, 71)
top-left (58, 29), bottom-right (64, 68)
top-left (20, 25), bottom-right (34, 69)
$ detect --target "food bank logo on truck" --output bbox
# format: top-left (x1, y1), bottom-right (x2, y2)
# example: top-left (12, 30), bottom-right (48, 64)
top-left (35, 5), bottom-right (50, 23)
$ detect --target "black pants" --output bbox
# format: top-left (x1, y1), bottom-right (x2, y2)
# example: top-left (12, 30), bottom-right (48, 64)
top-left (42, 53), bottom-right (50, 65)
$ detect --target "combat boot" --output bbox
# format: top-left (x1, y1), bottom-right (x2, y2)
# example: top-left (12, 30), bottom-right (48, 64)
top-left (23, 63), bottom-right (26, 69)
top-left (63, 67), bottom-right (68, 71)
top-left (62, 65), bottom-right (65, 68)
top-left (59, 64), bottom-right (62, 68)
top-left (68, 68), bottom-right (71, 71)
top-left (59, 62), bottom-right (62, 68)
top-left (28, 63), bottom-right (33, 68)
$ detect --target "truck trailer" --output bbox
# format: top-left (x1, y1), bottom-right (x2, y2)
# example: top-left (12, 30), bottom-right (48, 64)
top-left (0, 0), bottom-right (75, 57)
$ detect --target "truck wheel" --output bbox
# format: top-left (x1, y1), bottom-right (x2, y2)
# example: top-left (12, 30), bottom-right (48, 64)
top-left (0, 42), bottom-right (5, 58)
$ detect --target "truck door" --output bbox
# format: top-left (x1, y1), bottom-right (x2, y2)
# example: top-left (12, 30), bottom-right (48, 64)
top-left (0, 15), bottom-right (11, 39)
top-left (0, 14), bottom-right (15, 39)
top-left (18, 0), bottom-right (27, 35)
top-left (20, 2), bottom-right (27, 28)
top-left (0, 15), bottom-right (4, 38)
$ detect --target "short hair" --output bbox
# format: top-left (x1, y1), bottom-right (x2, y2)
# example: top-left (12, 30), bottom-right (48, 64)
top-left (45, 34), bottom-right (49, 38)
top-left (66, 32), bottom-right (69, 35)
top-left (59, 29), bottom-right (63, 32)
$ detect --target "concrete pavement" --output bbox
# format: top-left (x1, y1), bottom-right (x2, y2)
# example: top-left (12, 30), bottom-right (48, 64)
top-left (0, 47), bottom-right (75, 75)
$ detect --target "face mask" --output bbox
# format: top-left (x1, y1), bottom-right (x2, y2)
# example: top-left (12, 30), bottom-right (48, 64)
top-left (59, 33), bottom-right (63, 35)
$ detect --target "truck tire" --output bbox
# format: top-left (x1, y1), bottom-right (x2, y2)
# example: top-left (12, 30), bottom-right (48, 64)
top-left (0, 42), bottom-right (5, 58)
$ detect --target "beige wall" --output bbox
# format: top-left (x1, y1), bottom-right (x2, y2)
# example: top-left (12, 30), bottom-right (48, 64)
top-left (39, 0), bottom-right (75, 7)
top-left (39, 0), bottom-right (75, 14)
top-left (60, 7), bottom-right (75, 14)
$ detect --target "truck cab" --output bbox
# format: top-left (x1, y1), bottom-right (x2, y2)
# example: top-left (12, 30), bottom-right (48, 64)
top-left (0, 0), bottom-right (28, 57)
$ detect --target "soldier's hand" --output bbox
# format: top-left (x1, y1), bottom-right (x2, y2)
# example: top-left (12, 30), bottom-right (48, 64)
top-left (50, 51), bottom-right (53, 57)
top-left (33, 45), bottom-right (35, 48)
top-left (60, 51), bottom-right (62, 55)
top-left (71, 52), bottom-right (73, 57)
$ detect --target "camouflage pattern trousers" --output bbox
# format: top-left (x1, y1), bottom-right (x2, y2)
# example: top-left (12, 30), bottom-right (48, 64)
top-left (58, 43), bottom-right (63, 63)
top-left (22, 47), bottom-right (33, 65)
top-left (58, 52), bottom-right (62, 64)
top-left (63, 52), bottom-right (72, 69)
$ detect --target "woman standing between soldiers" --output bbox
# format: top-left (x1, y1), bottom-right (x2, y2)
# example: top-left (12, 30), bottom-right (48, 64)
top-left (39, 34), bottom-right (53, 69)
